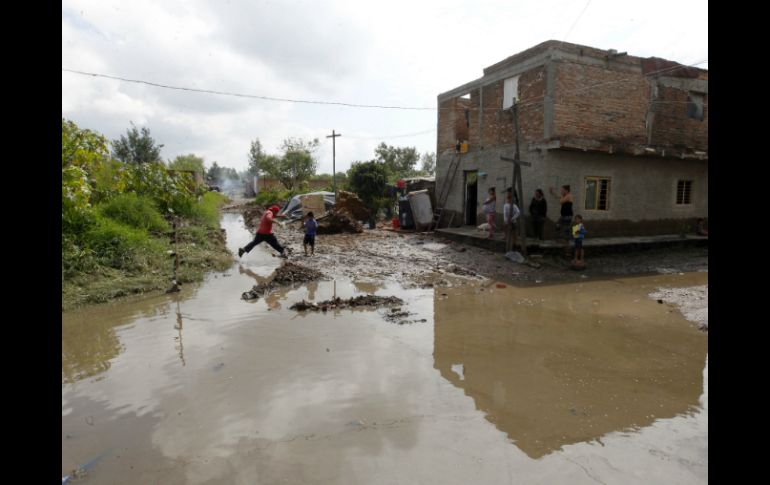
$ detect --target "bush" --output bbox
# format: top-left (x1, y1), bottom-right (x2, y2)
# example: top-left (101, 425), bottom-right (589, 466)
top-left (84, 214), bottom-right (157, 270)
top-left (97, 193), bottom-right (169, 233)
top-left (254, 188), bottom-right (295, 208)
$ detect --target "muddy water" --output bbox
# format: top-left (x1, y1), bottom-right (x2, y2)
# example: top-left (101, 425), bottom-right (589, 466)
top-left (62, 213), bottom-right (707, 484)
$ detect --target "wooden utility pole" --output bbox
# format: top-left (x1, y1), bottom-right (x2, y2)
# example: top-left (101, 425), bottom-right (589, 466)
top-left (500, 100), bottom-right (530, 256)
top-left (326, 130), bottom-right (342, 198)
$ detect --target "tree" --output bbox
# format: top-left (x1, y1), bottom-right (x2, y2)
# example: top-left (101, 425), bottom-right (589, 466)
top-left (206, 161), bottom-right (223, 184)
top-left (247, 139), bottom-right (265, 177)
top-left (111, 123), bottom-right (164, 164)
top-left (374, 142), bottom-right (419, 179)
top-left (258, 137), bottom-right (320, 190)
top-left (347, 160), bottom-right (389, 211)
top-left (62, 118), bottom-right (109, 231)
top-left (169, 154), bottom-right (206, 174)
top-left (420, 152), bottom-right (436, 176)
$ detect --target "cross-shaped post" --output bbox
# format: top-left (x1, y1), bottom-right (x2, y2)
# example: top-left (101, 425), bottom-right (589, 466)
top-left (500, 155), bottom-right (531, 256)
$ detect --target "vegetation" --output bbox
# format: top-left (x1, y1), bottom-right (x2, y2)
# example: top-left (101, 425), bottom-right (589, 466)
top-left (62, 118), bottom-right (231, 311)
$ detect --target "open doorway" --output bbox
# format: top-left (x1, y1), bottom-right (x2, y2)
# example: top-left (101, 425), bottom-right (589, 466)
top-left (464, 170), bottom-right (478, 226)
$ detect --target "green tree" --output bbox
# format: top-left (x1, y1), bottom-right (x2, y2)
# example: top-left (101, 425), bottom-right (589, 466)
top-left (206, 161), bottom-right (223, 184)
top-left (374, 142), bottom-right (420, 179)
top-left (420, 152), bottom-right (436, 176)
top-left (169, 154), bottom-right (206, 174)
top-left (347, 160), bottom-right (389, 211)
top-left (111, 123), bottom-right (164, 164)
top-left (247, 139), bottom-right (265, 177)
top-left (62, 118), bottom-right (109, 231)
top-left (260, 137), bottom-right (320, 190)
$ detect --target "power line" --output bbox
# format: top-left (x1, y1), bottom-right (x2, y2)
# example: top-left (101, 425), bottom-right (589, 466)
top-left (344, 128), bottom-right (436, 140)
top-left (62, 68), bottom-right (435, 111)
top-left (562, 0), bottom-right (592, 42)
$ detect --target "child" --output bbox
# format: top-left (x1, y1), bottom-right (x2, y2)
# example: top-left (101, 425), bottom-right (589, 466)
top-left (482, 187), bottom-right (497, 239)
top-left (503, 189), bottom-right (521, 251)
top-left (303, 211), bottom-right (319, 256)
top-left (571, 215), bottom-right (587, 265)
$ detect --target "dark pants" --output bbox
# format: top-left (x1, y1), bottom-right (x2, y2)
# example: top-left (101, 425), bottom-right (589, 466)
top-left (244, 233), bottom-right (284, 254)
top-left (532, 216), bottom-right (545, 240)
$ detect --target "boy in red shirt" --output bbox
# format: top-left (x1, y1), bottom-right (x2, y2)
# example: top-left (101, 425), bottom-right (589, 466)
top-left (238, 205), bottom-right (289, 259)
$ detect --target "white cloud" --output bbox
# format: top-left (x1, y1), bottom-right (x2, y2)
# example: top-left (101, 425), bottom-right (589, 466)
top-left (62, 0), bottom-right (708, 174)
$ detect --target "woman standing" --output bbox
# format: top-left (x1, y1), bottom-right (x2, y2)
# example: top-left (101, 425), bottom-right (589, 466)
top-left (529, 189), bottom-right (548, 241)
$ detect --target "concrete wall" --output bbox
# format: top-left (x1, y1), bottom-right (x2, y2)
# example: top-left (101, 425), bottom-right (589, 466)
top-left (436, 147), bottom-right (708, 237)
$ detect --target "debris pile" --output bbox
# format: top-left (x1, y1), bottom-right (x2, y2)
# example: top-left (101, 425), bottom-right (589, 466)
top-left (290, 294), bottom-right (403, 312)
top-left (242, 262), bottom-right (325, 300)
top-left (317, 211), bottom-right (364, 234)
top-left (310, 191), bottom-right (370, 234)
top-left (383, 307), bottom-right (428, 325)
top-left (335, 191), bottom-right (371, 221)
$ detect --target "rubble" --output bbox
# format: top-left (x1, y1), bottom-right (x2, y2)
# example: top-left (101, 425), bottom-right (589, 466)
top-left (290, 295), bottom-right (403, 312)
top-left (335, 191), bottom-right (371, 221)
top-left (316, 211), bottom-right (364, 234)
top-left (242, 262), bottom-right (325, 300)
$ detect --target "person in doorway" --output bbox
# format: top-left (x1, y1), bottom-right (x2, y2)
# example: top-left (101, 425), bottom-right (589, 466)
top-left (529, 189), bottom-right (548, 241)
top-left (482, 187), bottom-right (497, 239)
top-left (303, 212), bottom-right (319, 256)
top-left (238, 204), bottom-right (288, 259)
top-left (549, 185), bottom-right (574, 242)
top-left (571, 215), bottom-right (587, 265)
top-left (504, 189), bottom-right (521, 250)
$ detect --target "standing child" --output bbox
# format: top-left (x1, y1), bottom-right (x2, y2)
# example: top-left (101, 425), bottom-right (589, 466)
top-left (571, 215), bottom-right (587, 266)
top-left (303, 211), bottom-right (319, 256)
top-left (503, 189), bottom-right (521, 251)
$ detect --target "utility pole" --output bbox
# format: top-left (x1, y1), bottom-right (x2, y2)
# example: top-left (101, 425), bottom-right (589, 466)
top-left (500, 99), bottom-right (530, 256)
top-left (326, 130), bottom-right (342, 198)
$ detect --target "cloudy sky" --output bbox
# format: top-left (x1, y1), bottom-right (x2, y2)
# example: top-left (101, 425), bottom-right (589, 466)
top-left (62, 0), bottom-right (708, 175)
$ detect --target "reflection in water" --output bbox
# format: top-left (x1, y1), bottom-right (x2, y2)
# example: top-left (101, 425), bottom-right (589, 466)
top-left (352, 280), bottom-right (385, 294)
top-left (174, 299), bottom-right (186, 367)
top-left (433, 277), bottom-right (708, 459)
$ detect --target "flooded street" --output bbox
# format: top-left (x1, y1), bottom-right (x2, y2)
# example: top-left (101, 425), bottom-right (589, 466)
top-left (62, 213), bottom-right (707, 484)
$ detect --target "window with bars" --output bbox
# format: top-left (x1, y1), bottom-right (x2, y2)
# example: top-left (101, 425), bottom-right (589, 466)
top-left (585, 177), bottom-right (611, 211)
top-left (677, 180), bottom-right (693, 205)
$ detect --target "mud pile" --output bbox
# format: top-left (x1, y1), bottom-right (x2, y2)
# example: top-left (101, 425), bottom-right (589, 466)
top-left (242, 262), bottom-right (325, 300)
top-left (316, 211), bottom-right (364, 234)
top-left (335, 191), bottom-right (371, 221)
top-left (290, 295), bottom-right (403, 312)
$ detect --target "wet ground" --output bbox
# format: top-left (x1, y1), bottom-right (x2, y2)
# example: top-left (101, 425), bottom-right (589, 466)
top-left (62, 213), bottom-right (708, 484)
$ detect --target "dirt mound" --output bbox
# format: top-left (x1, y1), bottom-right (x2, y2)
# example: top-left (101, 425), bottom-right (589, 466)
top-left (290, 295), bottom-right (403, 312)
top-left (317, 211), bottom-right (363, 234)
top-left (242, 262), bottom-right (325, 300)
top-left (336, 191), bottom-right (371, 221)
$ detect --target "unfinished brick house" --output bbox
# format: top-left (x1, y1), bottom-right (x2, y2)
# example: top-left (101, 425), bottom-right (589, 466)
top-left (435, 40), bottom-right (707, 237)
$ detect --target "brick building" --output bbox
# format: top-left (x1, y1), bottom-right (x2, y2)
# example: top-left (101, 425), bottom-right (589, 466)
top-left (435, 40), bottom-right (707, 237)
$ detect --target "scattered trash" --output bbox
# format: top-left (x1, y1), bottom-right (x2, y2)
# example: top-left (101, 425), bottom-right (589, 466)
top-left (505, 251), bottom-right (525, 263)
top-left (290, 295), bottom-right (403, 312)
top-left (495, 283), bottom-right (507, 289)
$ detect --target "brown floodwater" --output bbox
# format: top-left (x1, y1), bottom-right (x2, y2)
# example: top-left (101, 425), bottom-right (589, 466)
top-left (62, 213), bottom-right (707, 484)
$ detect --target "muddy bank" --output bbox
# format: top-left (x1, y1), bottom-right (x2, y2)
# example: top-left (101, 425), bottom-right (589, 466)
top-left (253, 219), bottom-right (708, 288)
top-left (290, 295), bottom-right (403, 312)
top-left (650, 285), bottom-right (708, 330)
top-left (242, 262), bottom-right (325, 300)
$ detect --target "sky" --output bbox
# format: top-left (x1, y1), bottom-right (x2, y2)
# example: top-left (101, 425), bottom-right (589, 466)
top-left (62, 0), bottom-right (708, 175)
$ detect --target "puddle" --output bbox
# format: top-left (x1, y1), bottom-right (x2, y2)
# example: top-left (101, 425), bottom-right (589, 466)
top-left (62, 213), bottom-right (707, 484)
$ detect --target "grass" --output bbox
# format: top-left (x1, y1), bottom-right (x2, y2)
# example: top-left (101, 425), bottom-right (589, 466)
top-left (62, 191), bottom-right (233, 311)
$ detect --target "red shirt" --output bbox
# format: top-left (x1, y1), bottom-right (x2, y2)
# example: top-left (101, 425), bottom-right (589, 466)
top-left (258, 211), bottom-right (275, 234)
